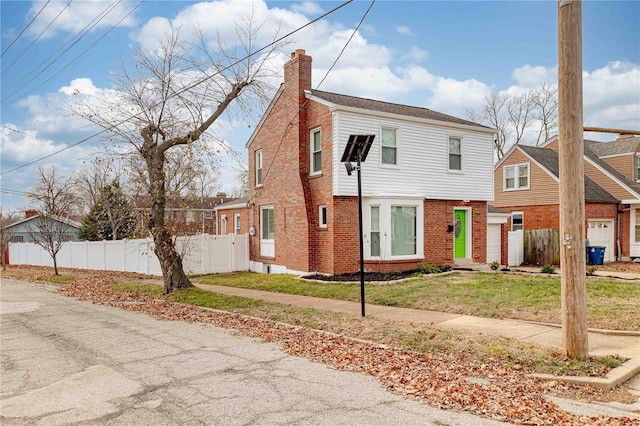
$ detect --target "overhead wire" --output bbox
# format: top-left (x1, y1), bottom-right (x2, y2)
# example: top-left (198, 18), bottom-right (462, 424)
top-left (0, 0), bottom-right (355, 176)
top-left (254, 0), bottom-right (376, 197)
top-left (1, 1), bottom-right (73, 76)
top-left (1, 0), bottom-right (123, 107)
top-left (0, 0), bottom-right (51, 58)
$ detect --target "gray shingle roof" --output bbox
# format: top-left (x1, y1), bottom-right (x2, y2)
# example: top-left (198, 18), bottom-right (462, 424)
top-left (585, 137), bottom-right (640, 157)
top-left (518, 145), bottom-right (619, 203)
top-left (583, 145), bottom-right (640, 197)
top-left (309, 89), bottom-right (493, 130)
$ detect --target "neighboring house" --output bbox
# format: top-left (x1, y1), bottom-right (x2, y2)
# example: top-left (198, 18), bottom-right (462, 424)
top-left (493, 135), bottom-right (640, 262)
top-left (2, 210), bottom-right (82, 243)
top-left (133, 193), bottom-right (236, 236)
top-left (214, 196), bottom-right (249, 235)
top-left (245, 49), bottom-right (497, 275)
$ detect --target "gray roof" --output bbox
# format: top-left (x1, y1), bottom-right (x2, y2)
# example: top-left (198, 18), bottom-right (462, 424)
top-left (585, 137), bottom-right (640, 157)
top-left (309, 89), bottom-right (493, 130)
top-left (213, 196), bottom-right (249, 211)
top-left (518, 145), bottom-right (619, 203)
top-left (3, 214), bottom-right (82, 231)
top-left (488, 205), bottom-right (508, 214)
top-left (583, 145), bottom-right (640, 197)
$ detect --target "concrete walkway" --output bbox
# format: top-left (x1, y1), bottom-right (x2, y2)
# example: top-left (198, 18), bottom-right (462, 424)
top-left (193, 282), bottom-right (639, 360)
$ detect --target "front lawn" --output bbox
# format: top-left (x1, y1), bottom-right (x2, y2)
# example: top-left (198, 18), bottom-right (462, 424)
top-left (195, 271), bottom-right (640, 330)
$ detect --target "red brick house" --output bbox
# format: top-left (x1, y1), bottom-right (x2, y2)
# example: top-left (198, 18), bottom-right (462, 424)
top-left (213, 196), bottom-right (249, 235)
top-left (493, 136), bottom-right (640, 262)
top-left (245, 49), bottom-right (497, 275)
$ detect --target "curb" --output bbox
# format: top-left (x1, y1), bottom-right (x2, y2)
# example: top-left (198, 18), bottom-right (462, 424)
top-left (531, 357), bottom-right (640, 389)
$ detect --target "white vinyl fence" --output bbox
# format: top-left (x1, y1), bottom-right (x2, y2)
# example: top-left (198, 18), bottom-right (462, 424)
top-left (508, 230), bottom-right (524, 266)
top-left (8, 234), bottom-right (249, 275)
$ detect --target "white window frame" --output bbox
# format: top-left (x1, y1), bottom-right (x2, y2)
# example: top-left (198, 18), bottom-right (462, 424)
top-left (186, 211), bottom-right (195, 223)
top-left (255, 149), bottom-right (263, 187)
top-left (635, 154), bottom-right (640, 182)
top-left (260, 206), bottom-right (275, 258)
top-left (318, 205), bottom-right (327, 228)
top-left (511, 211), bottom-right (524, 231)
top-left (380, 127), bottom-right (398, 167)
top-left (503, 163), bottom-right (530, 191)
top-left (363, 198), bottom-right (424, 260)
top-left (448, 136), bottom-right (462, 172)
top-left (234, 213), bottom-right (241, 235)
top-left (310, 128), bottom-right (322, 175)
top-left (220, 214), bottom-right (227, 234)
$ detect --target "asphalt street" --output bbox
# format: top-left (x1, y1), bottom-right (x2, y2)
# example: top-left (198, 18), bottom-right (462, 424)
top-left (0, 279), bottom-right (510, 426)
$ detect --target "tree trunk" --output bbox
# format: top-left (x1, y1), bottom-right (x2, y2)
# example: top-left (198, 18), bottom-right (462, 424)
top-left (143, 132), bottom-right (193, 294)
top-left (53, 256), bottom-right (59, 276)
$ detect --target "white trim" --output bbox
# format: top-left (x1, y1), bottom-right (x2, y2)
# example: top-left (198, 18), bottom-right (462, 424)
top-left (318, 205), bottom-right (327, 228)
top-left (448, 135), bottom-right (463, 172)
top-left (584, 155), bottom-right (640, 199)
top-left (310, 127), bottom-right (322, 176)
top-left (379, 126), bottom-right (399, 167)
top-left (234, 213), bottom-right (241, 235)
top-left (260, 205), bottom-right (275, 258)
top-left (599, 153), bottom-right (635, 159)
top-left (503, 162), bottom-right (530, 191)
top-left (255, 149), bottom-right (263, 187)
top-left (511, 211), bottom-right (524, 231)
top-left (220, 214), bottom-right (227, 235)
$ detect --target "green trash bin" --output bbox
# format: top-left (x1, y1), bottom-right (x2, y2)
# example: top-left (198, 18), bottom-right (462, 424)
top-left (587, 246), bottom-right (606, 265)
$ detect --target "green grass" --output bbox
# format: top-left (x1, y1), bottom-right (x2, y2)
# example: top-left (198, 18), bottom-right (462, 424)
top-left (107, 279), bottom-right (627, 377)
top-left (195, 271), bottom-right (640, 330)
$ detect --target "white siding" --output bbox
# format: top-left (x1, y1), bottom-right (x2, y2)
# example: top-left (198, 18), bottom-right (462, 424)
top-left (332, 111), bottom-right (494, 200)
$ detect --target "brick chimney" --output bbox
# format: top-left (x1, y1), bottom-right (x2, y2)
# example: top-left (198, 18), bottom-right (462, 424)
top-left (284, 49), bottom-right (312, 106)
top-left (25, 209), bottom-right (38, 218)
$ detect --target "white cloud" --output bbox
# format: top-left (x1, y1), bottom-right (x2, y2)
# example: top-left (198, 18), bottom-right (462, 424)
top-left (291, 2), bottom-right (323, 15)
top-left (511, 64), bottom-right (557, 88)
top-left (26, 1), bottom-right (138, 39)
top-left (59, 78), bottom-right (100, 96)
top-left (396, 25), bottom-right (414, 36)
top-left (0, 125), bottom-right (64, 163)
top-left (402, 46), bottom-right (428, 62)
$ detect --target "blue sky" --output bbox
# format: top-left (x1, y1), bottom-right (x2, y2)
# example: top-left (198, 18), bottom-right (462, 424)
top-left (1, 0), bottom-right (639, 213)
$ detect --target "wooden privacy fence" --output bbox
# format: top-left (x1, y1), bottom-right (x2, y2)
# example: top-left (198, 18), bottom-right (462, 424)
top-left (8, 234), bottom-right (249, 275)
top-left (524, 228), bottom-right (560, 266)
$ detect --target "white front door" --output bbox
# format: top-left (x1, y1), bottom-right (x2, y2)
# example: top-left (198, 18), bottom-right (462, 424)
top-left (260, 206), bottom-right (275, 257)
top-left (587, 220), bottom-right (614, 262)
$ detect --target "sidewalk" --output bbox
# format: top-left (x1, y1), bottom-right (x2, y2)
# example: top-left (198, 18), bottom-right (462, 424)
top-left (193, 282), bottom-right (640, 359)
top-left (192, 281), bottom-right (640, 389)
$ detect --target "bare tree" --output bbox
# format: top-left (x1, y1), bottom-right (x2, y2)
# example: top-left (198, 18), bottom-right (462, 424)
top-left (465, 92), bottom-right (511, 159)
top-left (0, 209), bottom-right (20, 271)
top-left (466, 85), bottom-right (559, 159)
top-left (26, 166), bottom-right (79, 275)
top-left (72, 21), bottom-right (284, 293)
top-left (76, 157), bottom-right (127, 213)
top-left (532, 83), bottom-right (559, 146)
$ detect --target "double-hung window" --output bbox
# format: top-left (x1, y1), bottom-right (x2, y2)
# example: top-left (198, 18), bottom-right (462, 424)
top-left (234, 213), bottom-right (241, 234)
top-left (504, 163), bottom-right (529, 190)
top-left (255, 149), bottom-right (263, 186)
top-left (311, 129), bottom-right (321, 175)
top-left (635, 154), bottom-right (640, 182)
top-left (381, 128), bottom-right (397, 165)
top-left (370, 206), bottom-right (380, 256)
top-left (511, 212), bottom-right (524, 231)
top-left (448, 136), bottom-right (462, 171)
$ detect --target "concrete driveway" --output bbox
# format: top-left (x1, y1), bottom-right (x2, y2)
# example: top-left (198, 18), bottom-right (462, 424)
top-left (0, 279), bottom-right (509, 426)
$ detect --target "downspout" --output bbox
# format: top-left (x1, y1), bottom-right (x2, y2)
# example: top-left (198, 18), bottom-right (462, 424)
top-left (616, 203), bottom-right (622, 261)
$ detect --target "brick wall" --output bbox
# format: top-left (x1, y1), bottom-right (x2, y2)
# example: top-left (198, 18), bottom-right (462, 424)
top-left (216, 207), bottom-right (250, 235)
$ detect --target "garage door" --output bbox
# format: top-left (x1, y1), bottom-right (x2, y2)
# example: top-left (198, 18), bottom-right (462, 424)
top-left (587, 220), bottom-right (614, 262)
top-left (487, 223), bottom-right (501, 264)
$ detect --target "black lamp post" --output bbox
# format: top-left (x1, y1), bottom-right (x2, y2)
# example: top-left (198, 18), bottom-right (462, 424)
top-left (341, 134), bottom-right (374, 317)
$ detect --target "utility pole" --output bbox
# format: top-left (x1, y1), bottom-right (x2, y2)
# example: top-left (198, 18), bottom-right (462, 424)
top-left (558, 0), bottom-right (588, 359)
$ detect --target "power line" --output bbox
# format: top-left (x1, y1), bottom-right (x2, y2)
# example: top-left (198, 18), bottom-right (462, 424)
top-left (0, 0), bottom-right (355, 176)
top-left (1, 0), bottom-right (123, 107)
top-left (256, 0), bottom-right (375, 195)
top-left (1, 1), bottom-right (73, 76)
top-left (3, 1), bottom-right (143, 107)
top-left (1, 0), bottom-right (51, 58)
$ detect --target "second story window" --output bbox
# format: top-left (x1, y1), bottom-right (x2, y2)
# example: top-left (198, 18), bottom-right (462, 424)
top-left (635, 154), bottom-right (640, 182)
top-left (504, 163), bottom-right (529, 190)
top-left (448, 136), bottom-right (462, 171)
top-left (381, 128), bottom-right (397, 165)
top-left (311, 129), bottom-right (321, 175)
top-left (255, 149), bottom-right (263, 186)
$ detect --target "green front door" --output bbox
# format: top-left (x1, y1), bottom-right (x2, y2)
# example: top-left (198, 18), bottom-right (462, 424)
top-left (454, 210), bottom-right (466, 259)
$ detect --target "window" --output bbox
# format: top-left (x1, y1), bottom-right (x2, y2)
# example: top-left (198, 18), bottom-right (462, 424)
top-left (255, 149), bottom-right (263, 186)
top-left (234, 213), bottom-right (241, 234)
top-left (635, 154), bottom-right (640, 182)
top-left (260, 206), bottom-right (275, 257)
top-left (365, 199), bottom-right (423, 260)
top-left (220, 215), bottom-right (227, 234)
top-left (511, 212), bottom-right (524, 231)
top-left (381, 128), bottom-right (397, 165)
top-left (504, 163), bottom-right (529, 190)
top-left (311, 129), bottom-right (322, 175)
top-left (370, 206), bottom-right (380, 256)
top-left (636, 210), bottom-right (640, 242)
top-left (448, 136), bottom-right (462, 171)
top-left (391, 206), bottom-right (417, 256)
top-left (319, 205), bottom-right (327, 228)
top-left (11, 235), bottom-right (24, 243)
top-left (186, 211), bottom-right (194, 223)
